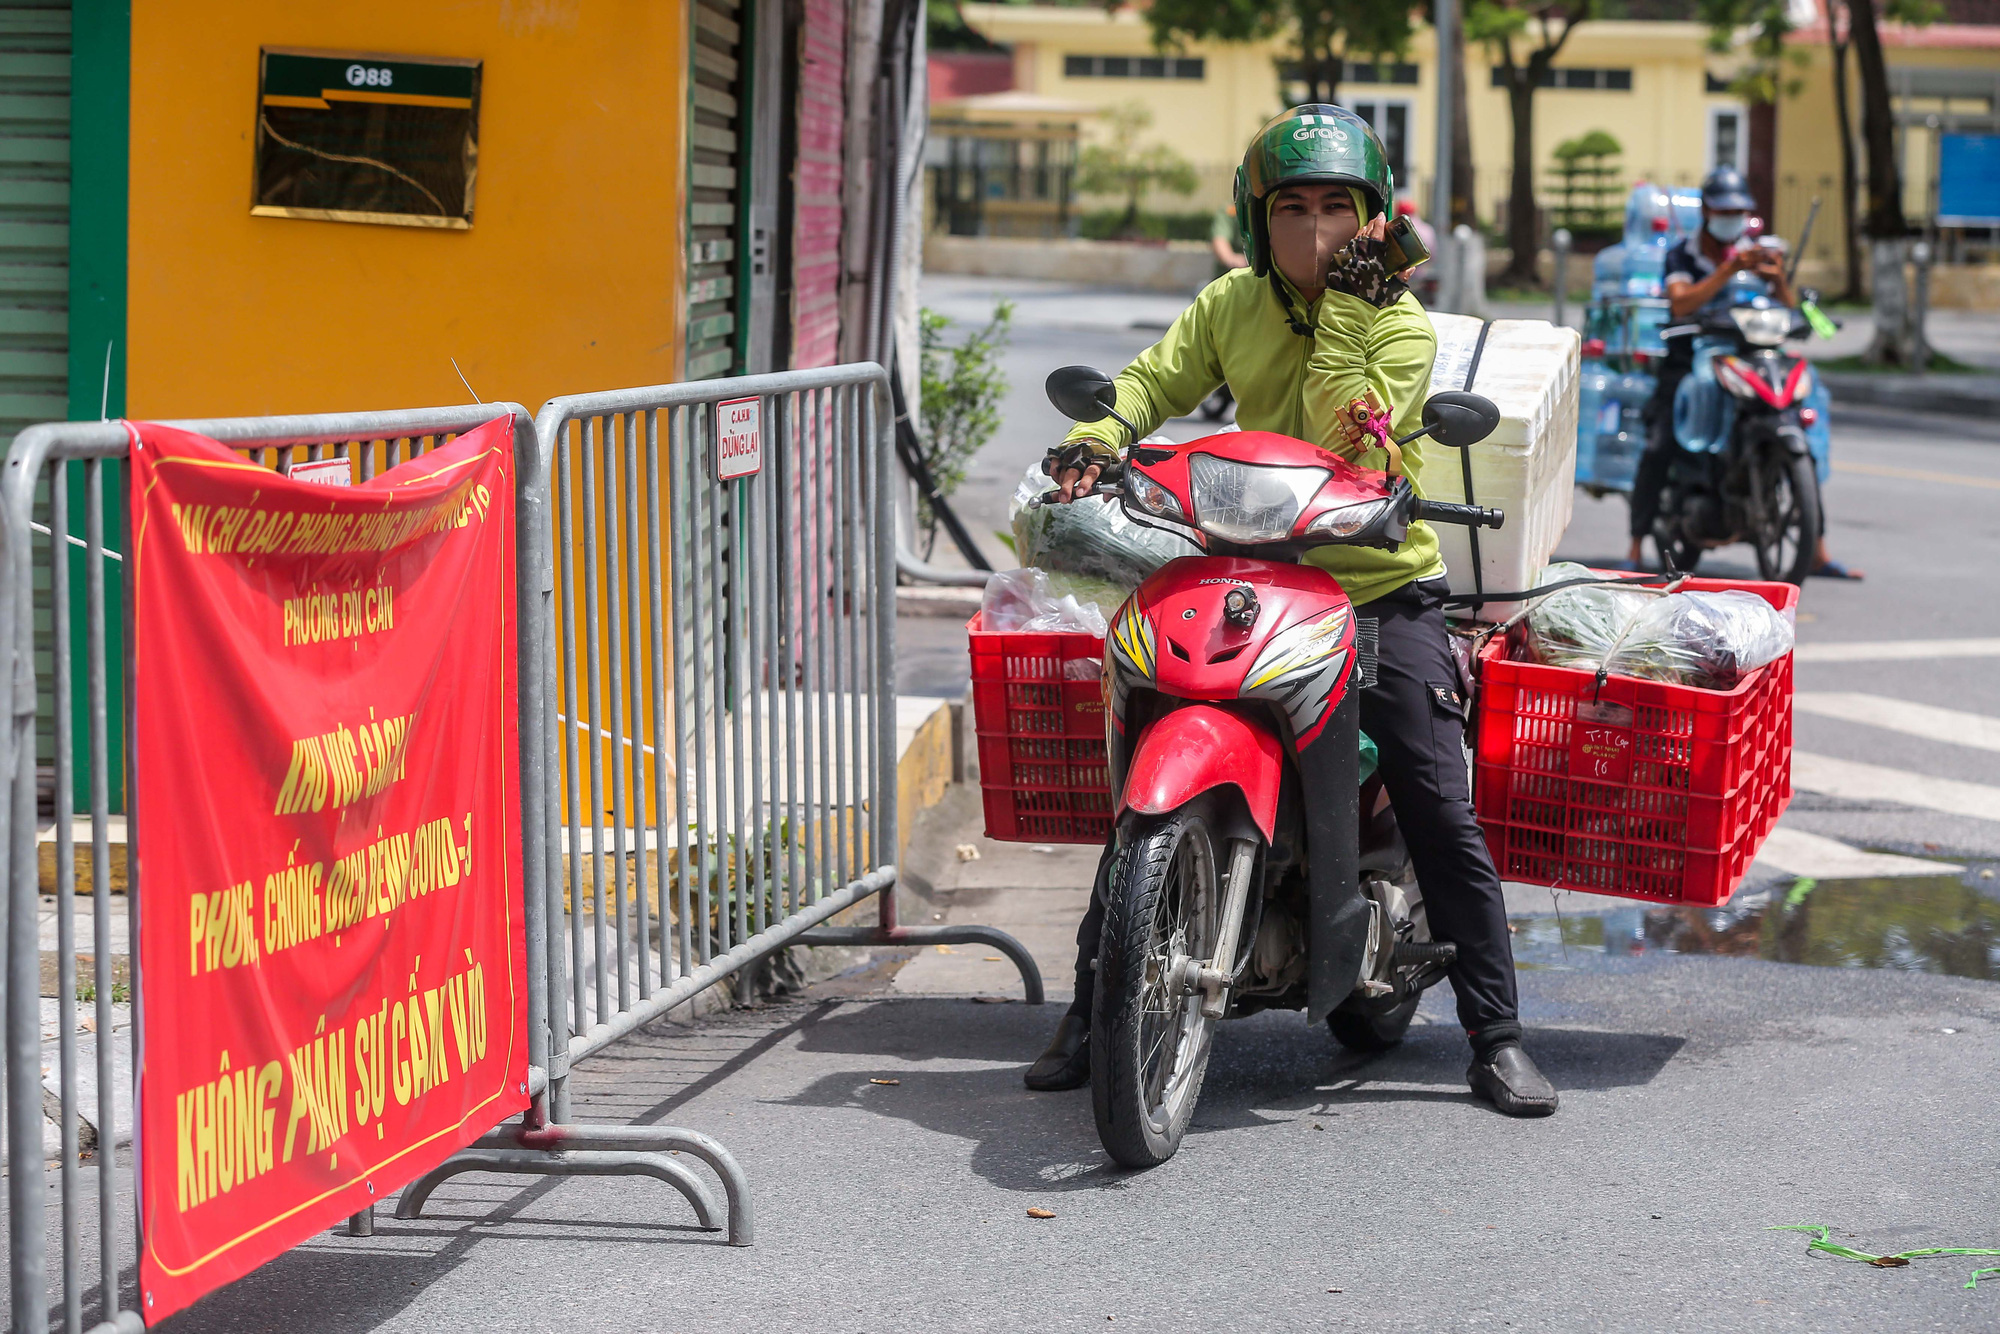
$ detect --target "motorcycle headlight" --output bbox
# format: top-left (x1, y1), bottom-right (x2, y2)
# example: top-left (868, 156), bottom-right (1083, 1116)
top-left (1305, 497), bottom-right (1392, 539)
top-left (1125, 469), bottom-right (1186, 523)
top-left (1186, 455), bottom-right (1329, 544)
top-left (1730, 306), bottom-right (1794, 347)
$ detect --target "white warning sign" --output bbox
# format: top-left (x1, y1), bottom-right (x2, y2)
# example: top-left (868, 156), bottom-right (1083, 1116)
top-left (714, 396), bottom-right (762, 481)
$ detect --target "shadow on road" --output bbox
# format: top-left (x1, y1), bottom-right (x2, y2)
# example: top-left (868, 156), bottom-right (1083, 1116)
top-left (778, 998), bottom-right (1684, 1194)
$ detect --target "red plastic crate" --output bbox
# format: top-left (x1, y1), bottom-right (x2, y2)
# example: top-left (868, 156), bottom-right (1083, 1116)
top-left (967, 613), bottom-right (1113, 843)
top-left (1471, 573), bottom-right (1797, 906)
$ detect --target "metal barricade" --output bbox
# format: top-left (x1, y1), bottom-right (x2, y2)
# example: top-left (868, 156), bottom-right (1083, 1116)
top-left (0, 405), bottom-right (537, 1334)
top-left (0, 365), bottom-right (1046, 1327)
top-left (397, 362), bottom-right (1041, 1240)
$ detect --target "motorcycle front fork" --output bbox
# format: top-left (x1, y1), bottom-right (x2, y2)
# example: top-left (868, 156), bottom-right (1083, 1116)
top-left (1174, 837), bottom-right (1259, 1020)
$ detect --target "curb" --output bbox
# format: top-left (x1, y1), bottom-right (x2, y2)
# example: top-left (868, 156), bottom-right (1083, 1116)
top-left (1819, 371), bottom-right (2000, 420)
top-left (896, 585), bottom-right (984, 618)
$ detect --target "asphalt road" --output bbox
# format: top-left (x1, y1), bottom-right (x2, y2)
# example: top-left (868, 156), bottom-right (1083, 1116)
top-left (136, 278), bottom-right (2000, 1332)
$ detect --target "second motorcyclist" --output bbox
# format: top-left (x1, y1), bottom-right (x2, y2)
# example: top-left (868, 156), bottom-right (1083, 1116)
top-left (1622, 165), bottom-right (1855, 577)
top-left (1022, 106), bottom-right (1558, 1117)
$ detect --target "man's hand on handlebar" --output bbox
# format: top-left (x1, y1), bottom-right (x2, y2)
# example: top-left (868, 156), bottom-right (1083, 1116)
top-left (1054, 461), bottom-right (1104, 502)
top-left (1045, 443), bottom-right (1111, 503)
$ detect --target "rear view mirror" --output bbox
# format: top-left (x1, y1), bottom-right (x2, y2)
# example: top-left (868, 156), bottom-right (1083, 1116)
top-left (1421, 391), bottom-right (1501, 449)
top-left (1046, 365), bottom-right (1120, 424)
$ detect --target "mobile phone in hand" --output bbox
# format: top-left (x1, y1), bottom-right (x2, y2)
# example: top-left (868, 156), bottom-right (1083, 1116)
top-left (1383, 215), bottom-right (1431, 272)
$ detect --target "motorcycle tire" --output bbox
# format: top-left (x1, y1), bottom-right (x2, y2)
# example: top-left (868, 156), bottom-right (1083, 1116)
top-left (1653, 525), bottom-right (1703, 577)
top-left (1091, 811), bottom-right (1223, 1169)
top-left (1754, 451), bottom-right (1822, 586)
top-left (1327, 993), bottom-right (1423, 1053)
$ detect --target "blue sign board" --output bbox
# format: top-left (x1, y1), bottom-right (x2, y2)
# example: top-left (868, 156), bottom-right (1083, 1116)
top-left (1938, 134), bottom-right (2000, 224)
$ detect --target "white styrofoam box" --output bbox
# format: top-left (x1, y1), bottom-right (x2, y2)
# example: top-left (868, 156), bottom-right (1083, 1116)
top-left (1423, 314), bottom-right (1581, 622)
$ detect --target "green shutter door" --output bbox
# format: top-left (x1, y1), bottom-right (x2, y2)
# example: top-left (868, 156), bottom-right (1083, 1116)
top-left (1, 3), bottom-right (69, 816)
top-left (0, 2), bottom-right (69, 437)
top-left (687, 0), bottom-right (743, 380)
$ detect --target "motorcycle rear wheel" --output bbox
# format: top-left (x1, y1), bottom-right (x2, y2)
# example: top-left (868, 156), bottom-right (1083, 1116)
top-left (1754, 452), bottom-right (1822, 586)
top-left (1091, 811), bottom-right (1222, 1168)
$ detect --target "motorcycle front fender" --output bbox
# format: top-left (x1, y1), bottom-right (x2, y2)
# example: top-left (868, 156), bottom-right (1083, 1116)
top-left (1119, 704), bottom-right (1282, 842)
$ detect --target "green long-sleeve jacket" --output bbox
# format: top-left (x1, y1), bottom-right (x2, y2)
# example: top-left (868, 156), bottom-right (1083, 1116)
top-left (1064, 268), bottom-right (1443, 607)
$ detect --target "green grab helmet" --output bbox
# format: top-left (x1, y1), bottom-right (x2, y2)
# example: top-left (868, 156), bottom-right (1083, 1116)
top-left (1234, 105), bottom-right (1395, 278)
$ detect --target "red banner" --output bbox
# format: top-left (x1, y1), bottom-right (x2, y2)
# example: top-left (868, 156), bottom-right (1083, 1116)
top-left (129, 419), bottom-right (529, 1320)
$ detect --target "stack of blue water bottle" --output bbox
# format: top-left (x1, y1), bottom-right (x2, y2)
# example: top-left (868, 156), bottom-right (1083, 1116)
top-left (1574, 183), bottom-right (1700, 494)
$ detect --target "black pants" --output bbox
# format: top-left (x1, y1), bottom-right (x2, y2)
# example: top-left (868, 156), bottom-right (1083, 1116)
top-left (1066, 577), bottom-right (1521, 1047)
top-left (1629, 365), bottom-right (1688, 540)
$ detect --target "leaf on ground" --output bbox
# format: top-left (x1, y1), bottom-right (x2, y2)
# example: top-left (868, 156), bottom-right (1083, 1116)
top-left (869, 1078), bottom-right (900, 1086)
top-left (1869, 1256), bottom-right (1911, 1268)
top-left (1027, 1207), bottom-right (1056, 1219)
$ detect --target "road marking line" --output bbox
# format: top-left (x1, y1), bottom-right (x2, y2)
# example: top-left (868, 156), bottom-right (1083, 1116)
top-left (1753, 826), bottom-right (1961, 879)
top-left (1793, 751), bottom-right (2000, 824)
top-left (1831, 460), bottom-right (2000, 491)
top-left (1794, 638), bottom-right (2000, 663)
top-left (1795, 692), bottom-right (2000, 754)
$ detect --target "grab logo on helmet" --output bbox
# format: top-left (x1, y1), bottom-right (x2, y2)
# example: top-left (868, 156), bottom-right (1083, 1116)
top-left (1289, 112), bottom-right (1351, 145)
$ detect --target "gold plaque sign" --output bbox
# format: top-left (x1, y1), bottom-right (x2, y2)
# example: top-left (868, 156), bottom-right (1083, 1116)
top-left (253, 48), bottom-right (481, 229)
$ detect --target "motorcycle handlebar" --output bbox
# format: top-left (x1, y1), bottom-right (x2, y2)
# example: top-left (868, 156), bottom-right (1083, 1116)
top-left (1412, 498), bottom-right (1505, 530)
top-left (1033, 480), bottom-right (1126, 508)
top-left (1033, 458), bottom-right (1126, 508)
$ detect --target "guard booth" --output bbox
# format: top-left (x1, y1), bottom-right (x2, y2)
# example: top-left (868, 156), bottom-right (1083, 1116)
top-left (925, 91), bottom-right (1089, 238)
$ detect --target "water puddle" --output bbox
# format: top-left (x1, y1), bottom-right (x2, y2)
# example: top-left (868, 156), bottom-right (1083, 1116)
top-left (1510, 871), bottom-right (2000, 981)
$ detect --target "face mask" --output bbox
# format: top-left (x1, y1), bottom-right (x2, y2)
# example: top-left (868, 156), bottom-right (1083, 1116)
top-left (1706, 214), bottom-right (1747, 243)
top-left (1268, 198), bottom-right (1362, 294)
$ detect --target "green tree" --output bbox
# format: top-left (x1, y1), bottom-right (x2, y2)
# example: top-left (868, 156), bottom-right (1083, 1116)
top-left (1073, 103), bottom-right (1200, 236)
top-left (916, 301), bottom-right (1014, 559)
top-left (1549, 129), bottom-right (1621, 235)
top-left (1469, 0), bottom-right (1601, 286)
top-left (1143, 0), bottom-right (1415, 109)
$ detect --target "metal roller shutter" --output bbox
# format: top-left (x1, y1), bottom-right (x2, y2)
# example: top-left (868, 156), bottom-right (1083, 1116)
top-left (790, 0), bottom-right (844, 369)
top-left (0, 2), bottom-right (69, 811)
top-left (687, 0), bottom-right (744, 380)
top-left (0, 1), bottom-right (68, 438)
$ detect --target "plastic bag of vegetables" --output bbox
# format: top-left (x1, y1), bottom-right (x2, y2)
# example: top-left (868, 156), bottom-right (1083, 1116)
top-left (1525, 562), bottom-right (1794, 688)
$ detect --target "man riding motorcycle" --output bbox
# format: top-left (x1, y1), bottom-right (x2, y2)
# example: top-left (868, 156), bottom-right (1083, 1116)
top-left (1623, 166), bottom-right (1854, 578)
top-left (1024, 105), bottom-right (1558, 1118)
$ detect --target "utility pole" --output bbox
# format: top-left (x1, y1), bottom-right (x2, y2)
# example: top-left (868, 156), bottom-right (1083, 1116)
top-left (1431, 0), bottom-right (1458, 311)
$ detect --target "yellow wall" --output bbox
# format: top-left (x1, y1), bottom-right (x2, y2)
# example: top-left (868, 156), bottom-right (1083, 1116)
top-left (128, 1), bottom-right (689, 419)
top-left (1774, 42), bottom-right (2000, 286)
top-left (972, 6), bottom-right (1795, 218)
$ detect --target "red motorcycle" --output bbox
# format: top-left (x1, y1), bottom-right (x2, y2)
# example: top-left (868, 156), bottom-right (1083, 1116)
top-left (1041, 365), bottom-right (1505, 1167)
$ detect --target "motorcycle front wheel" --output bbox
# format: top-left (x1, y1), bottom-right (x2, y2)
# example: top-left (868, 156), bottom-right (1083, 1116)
top-left (1091, 811), bottom-right (1222, 1168)
top-left (1754, 451), bottom-right (1822, 586)
top-left (1652, 523), bottom-right (1703, 577)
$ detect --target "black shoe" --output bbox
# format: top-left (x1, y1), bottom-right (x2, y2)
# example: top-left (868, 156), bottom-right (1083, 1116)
top-left (1467, 1043), bottom-right (1559, 1117)
top-left (1024, 1013), bottom-right (1091, 1091)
